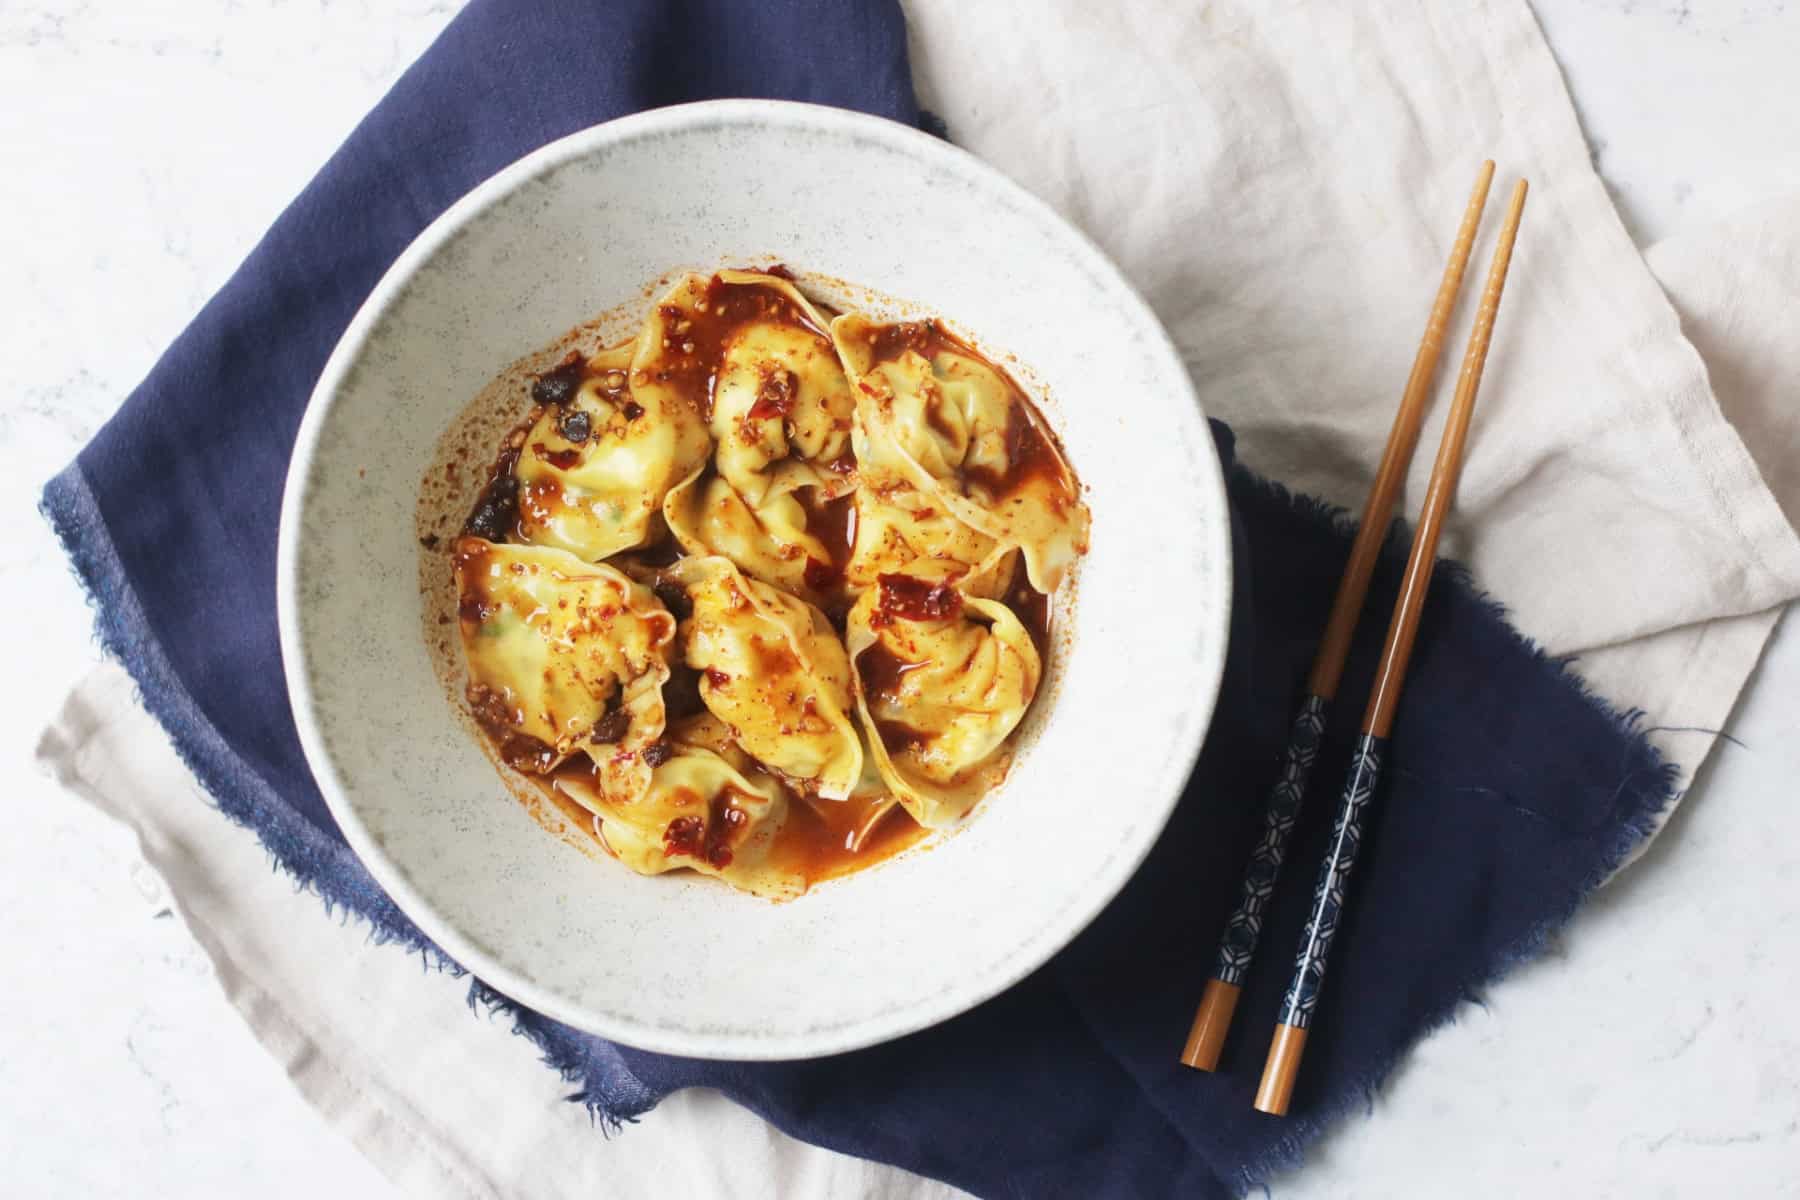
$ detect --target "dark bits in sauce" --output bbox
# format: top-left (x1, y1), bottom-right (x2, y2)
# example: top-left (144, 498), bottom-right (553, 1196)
top-left (455, 276), bottom-right (1080, 896)
top-left (663, 814), bottom-right (709, 860)
top-left (588, 705), bottom-right (631, 746)
top-left (457, 593), bottom-right (493, 629)
top-left (531, 351), bottom-right (587, 407)
top-left (461, 345), bottom-right (610, 548)
top-left (646, 276), bottom-right (828, 423)
top-left (457, 539), bottom-right (561, 770)
top-left (491, 733), bottom-right (556, 784)
top-left (558, 409), bottom-right (593, 444)
top-left (646, 732), bottom-right (930, 882)
top-left (537, 751), bottom-right (927, 884)
top-left (662, 791), bottom-right (745, 869)
top-left (857, 569), bottom-right (1053, 760)
top-left (532, 442), bottom-right (583, 471)
top-left (467, 683), bottom-right (558, 773)
top-left (474, 348), bottom-right (645, 544)
top-left (463, 438), bottom-right (523, 542)
top-left (453, 543), bottom-right (498, 624)
top-left (745, 366), bottom-right (797, 422)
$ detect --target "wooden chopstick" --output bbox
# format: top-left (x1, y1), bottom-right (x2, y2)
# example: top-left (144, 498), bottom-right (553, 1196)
top-left (1253, 178), bottom-right (1530, 1117)
top-left (1179, 162), bottom-right (1496, 1072)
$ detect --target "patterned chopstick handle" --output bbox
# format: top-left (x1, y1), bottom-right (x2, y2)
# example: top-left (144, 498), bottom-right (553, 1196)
top-left (1210, 693), bottom-right (1329, 987)
top-left (1277, 732), bottom-right (1386, 1029)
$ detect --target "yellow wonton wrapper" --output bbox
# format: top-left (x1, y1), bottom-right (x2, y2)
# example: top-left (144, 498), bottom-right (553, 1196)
top-left (451, 274), bottom-right (1086, 899)
top-left (664, 469), bottom-right (834, 602)
top-left (553, 714), bottom-right (804, 900)
top-left (845, 484), bottom-right (1014, 599)
top-left (655, 272), bottom-right (856, 599)
top-left (833, 313), bottom-right (1090, 594)
top-left (514, 340), bottom-right (711, 561)
top-left (669, 555), bottom-right (863, 799)
top-left (453, 538), bottom-right (676, 803)
top-left (846, 565), bottom-right (1042, 828)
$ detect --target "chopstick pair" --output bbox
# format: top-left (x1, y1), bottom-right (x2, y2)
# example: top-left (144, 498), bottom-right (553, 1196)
top-left (1177, 161), bottom-right (1496, 1072)
top-left (1177, 164), bottom-right (1530, 1116)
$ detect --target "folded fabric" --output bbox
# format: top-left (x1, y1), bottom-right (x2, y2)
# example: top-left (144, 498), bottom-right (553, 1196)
top-left (40, 0), bottom-right (1686, 1195)
top-left (901, 0), bottom-right (1800, 796)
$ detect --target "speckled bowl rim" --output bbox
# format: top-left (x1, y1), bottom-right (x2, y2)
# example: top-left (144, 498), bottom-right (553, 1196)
top-left (277, 99), bottom-right (1231, 1059)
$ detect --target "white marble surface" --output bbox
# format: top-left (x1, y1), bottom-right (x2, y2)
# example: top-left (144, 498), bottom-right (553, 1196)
top-left (5, 0), bottom-right (1800, 1195)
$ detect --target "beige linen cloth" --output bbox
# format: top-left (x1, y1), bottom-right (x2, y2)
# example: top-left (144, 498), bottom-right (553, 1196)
top-left (37, 1), bottom-right (1800, 1195)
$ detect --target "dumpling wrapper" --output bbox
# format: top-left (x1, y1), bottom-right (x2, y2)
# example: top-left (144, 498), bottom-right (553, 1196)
top-left (668, 555), bottom-right (864, 800)
top-left (671, 270), bottom-right (854, 498)
top-left (554, 714), bottom-right (803, 900)
top-left (847, 566), bottom-right (1042, 828)
top-left (514, 339), bottom-right (712, 561)
top-left (453, 537), bottom-right (675, 804)
top-left (833, 313), bottom-right (1090, 594)
top-left (845, 483), bottom-right (1014, 600)
top-left (664, 468), bottom-right (842, 604)
top-left (655, 272), bottom-right (857, 601)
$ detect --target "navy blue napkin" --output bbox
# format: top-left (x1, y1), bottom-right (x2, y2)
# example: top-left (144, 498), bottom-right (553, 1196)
top-left (44, 1), bottom-right (1669, 1195)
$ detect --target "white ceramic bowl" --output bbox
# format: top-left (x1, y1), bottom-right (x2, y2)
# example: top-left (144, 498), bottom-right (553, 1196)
top-left (278, 100), bottom-right (1231, 1060)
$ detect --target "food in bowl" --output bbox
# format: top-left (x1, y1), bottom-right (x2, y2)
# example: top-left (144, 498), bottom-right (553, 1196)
top-left (428, 268), bottom-right (1089, 898)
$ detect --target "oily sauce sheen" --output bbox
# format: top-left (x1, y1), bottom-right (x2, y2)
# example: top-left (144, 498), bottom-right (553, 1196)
top-left (539, 746), bottom-right (927, 885)
top-left (773, 792), bottom-right (930, 885)
top-left (863, 319), bottom-right (1076, 509)
top-left (646, 276), bottom-right (826, 423)
top-left (797, 489), bottom-right (858, 598)
top-left (855, 573), bottom-right (1054, 761)
top-left (855, 641), bottom-right (937, 760)
top-left (454, 272), bottom-right (1071, 896)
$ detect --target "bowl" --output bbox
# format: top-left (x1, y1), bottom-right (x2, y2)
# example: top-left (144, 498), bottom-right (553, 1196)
top-left (278, 100), bottom-right (1231, 1060)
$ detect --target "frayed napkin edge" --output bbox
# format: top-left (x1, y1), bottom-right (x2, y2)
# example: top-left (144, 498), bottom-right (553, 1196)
top-left (40, 448), bottom-right (1680, 1189)
top-left (1213, 459), bottom-right (1678, 1194)
top-left (39, 462), bottom-right (662, 1129)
